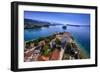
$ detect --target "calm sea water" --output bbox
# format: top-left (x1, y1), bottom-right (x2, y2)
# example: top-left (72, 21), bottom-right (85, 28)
top-left (24, 25), bottom-right (90, 57)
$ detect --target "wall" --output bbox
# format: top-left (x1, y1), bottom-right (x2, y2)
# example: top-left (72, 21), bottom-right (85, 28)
top-left (0, 0), bottom-right (99, 73)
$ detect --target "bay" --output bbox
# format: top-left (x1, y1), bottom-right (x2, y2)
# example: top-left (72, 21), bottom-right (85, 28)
top-left (24, 25), bottom-right (90, 57)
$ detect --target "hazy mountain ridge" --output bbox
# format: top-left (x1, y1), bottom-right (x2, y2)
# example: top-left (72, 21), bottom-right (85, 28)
top-left (24, 18), bottom-right (62, 29)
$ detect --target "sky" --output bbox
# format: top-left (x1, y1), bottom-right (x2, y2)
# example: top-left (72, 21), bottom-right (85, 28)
top-left (24, 11), bottom-right (90, 25)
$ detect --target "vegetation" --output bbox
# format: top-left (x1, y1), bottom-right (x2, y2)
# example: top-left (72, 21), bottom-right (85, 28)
top-left (41, 45), bottom-right (51, 56)
top-left (55, 38), bottom-right (61, 46)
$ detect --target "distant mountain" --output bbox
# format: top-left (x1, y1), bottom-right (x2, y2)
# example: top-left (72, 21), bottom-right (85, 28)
top-left (24, 18), bottom-right (62, 29)
top-left (66, 24), bottom-right (90, 27)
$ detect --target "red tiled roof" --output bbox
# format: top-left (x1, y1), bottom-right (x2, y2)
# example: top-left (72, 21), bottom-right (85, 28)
top-left (50, 50), bottom-right (60, 60)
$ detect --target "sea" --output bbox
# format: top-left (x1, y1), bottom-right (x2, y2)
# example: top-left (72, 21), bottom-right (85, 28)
top-left (24, 25), bottom-right (90, 58)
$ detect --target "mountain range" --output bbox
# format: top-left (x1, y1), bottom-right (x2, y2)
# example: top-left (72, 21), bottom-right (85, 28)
top-left (24, 18), bottom-right (62, 29)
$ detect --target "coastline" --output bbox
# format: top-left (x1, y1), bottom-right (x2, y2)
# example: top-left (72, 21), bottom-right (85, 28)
top-left (24, 32), bottom-right (90, 61)
top-left (73, 38), bottom-right (90, 59)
